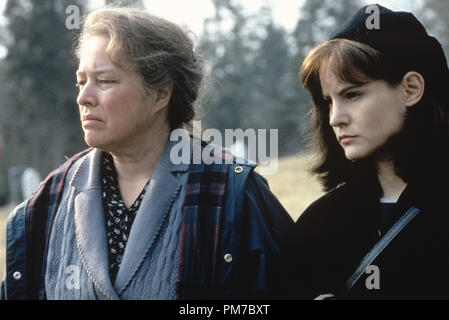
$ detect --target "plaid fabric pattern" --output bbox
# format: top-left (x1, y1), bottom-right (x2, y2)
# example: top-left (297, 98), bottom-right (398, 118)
top-left (176, 140), bottom-right (233, 299)
top-left (22, 140), bottom-right (234, 299)
top-left (25, 148), bottom-right (93, 299)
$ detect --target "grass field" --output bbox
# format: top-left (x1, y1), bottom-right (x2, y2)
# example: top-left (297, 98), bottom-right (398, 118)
top-left (258, 153), bottom-right (323, 221)
top-left (0, 152), bottom-right (324, 282)
top-left (0, 204), bottom-right (14, 281)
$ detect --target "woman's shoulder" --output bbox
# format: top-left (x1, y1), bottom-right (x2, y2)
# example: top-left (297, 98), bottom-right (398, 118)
top-left (288, 183), bottom-right (353, 236)
top-left (302, 183), bottom-right (351, 215)
top-left (278, 184), bottom-right (355, 271)
top-left (26, 148), bottom-right (95, 204)
top-left (45, 148), bottom-right (94, 181)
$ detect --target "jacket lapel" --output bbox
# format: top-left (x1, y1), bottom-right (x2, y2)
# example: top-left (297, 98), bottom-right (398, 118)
top-left (113, 140), bottom-right (188, 295)
top-left (71, 149), bottom-right (120, 299)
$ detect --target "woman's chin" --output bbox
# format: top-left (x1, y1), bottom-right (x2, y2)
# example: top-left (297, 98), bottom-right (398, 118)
top-left (344, 149), bottom-right (367, 161)
top-left (84, 135), bottom-right (109, 150)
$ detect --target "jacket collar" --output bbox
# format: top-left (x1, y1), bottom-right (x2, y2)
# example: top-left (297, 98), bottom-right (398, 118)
top-left (70, 139), bottom-right (190, 192)
top-left (69, 140), bottom-right (189, 298)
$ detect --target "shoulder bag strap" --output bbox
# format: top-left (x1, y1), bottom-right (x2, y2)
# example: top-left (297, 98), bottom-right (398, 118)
top-left (341, 206), bottom-right (421, 296)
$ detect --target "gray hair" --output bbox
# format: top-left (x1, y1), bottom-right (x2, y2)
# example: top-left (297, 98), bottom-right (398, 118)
top-left (75, 7), bottom-right (205, 129)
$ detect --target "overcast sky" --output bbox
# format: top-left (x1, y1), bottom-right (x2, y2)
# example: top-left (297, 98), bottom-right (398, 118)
top-left (0, 0), bottom-right (421, 58)
top-left (93, 0), bottom-right (421, 35)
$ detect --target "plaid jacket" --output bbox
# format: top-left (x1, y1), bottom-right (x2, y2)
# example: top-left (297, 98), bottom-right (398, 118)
top-left (2, 145), bottom-right (292, 300)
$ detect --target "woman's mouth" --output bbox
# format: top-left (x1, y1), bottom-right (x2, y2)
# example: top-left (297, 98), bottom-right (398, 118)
top-left (339, 135), bottom-right (357, 145)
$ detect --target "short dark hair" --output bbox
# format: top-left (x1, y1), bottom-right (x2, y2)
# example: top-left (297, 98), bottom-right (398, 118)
top-left (301, 38), bottom-right (449, 191)
top-left (76, 7), bottom-right (205, 130)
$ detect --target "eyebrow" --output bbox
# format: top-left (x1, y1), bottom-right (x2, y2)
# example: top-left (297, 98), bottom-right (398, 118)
top-left (76, 69), bottom-right (116, 77)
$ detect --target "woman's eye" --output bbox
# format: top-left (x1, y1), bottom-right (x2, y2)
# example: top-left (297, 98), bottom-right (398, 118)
top-left (76, 81), bottom-right (85, 88)
top-left (346, 92), bottom-right (361, 99)
top-left (323, 98), bottom-right (332, 107)
top-left (98, 80), bottom-right (115, 85)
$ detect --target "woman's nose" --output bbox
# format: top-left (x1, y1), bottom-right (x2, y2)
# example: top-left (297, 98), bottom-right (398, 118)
top-left (77, 81), bottom-right (98, 107)
top-left (329, 101), bottom-right (349, 128)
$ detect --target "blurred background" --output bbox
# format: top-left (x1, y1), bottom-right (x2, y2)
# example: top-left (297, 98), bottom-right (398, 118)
top-left (0, 0), bottom-right (448, 276)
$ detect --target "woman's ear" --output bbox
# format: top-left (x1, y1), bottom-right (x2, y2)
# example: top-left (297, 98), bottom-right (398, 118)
top-left (401, 71), bottom-right (425, 107)
top-left (152, 82), bottom-right (173, 111)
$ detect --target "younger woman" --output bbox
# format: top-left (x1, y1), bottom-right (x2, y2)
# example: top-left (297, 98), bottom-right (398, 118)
top-left (280, 4), bottom-right (449, 299)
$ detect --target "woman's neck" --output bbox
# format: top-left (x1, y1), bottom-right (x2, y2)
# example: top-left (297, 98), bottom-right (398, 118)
top-left (376, 159), bottom-right (407, 199)
top-left (109, 123), bottom-right (171, 183)
top-left (108, 124), bottom-right (171, 208)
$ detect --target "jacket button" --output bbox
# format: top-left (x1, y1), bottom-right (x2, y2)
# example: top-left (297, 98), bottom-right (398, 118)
top-left (224, 253), bottom-right (233, 263)
top-left (13, 271), bottom-right (22, 280)
top-left (234, 166), bottom-right (243, 174)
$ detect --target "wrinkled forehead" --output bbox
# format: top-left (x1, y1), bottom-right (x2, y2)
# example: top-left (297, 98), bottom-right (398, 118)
top-left (76, 36), bottom-right (114, 72)
top-left (77, 35), bottom-right (130, 70)
top-left (78, 36), bottom-right (109, 57)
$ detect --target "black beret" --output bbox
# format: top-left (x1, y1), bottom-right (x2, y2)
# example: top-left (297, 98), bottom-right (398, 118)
top-left (331, 4), bottom-right (449, 96)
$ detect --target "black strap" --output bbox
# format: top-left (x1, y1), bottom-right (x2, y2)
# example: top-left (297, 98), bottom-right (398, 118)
top-left (341, 206), bottom-right (421, 296)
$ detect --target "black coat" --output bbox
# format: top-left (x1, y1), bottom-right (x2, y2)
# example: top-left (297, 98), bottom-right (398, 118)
top-left (278, 173), bottom-right (449, 300)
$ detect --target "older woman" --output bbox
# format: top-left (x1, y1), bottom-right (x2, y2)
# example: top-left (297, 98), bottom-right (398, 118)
top-left (279, 4), bottom-right (449, 299)
top-left (2, 7), bottom-right (292, 300)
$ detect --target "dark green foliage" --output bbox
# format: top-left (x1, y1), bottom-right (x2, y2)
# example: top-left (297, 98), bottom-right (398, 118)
top-left (419, 0), bottom-right (449, 60)
top-left (198, 0), bottom-right (362, 157)
top-left (0, 0), bottom-right (88, 202)
top-left (198, 2), bottom-right (304, 156)
top-left (0, 0), bottom-right (446, 203)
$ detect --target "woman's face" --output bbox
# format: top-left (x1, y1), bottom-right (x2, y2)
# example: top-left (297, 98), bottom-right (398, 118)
top-left (320, 64), bottom-right (407, 161)
top-left (76, 36), bottom-right (168, 151)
